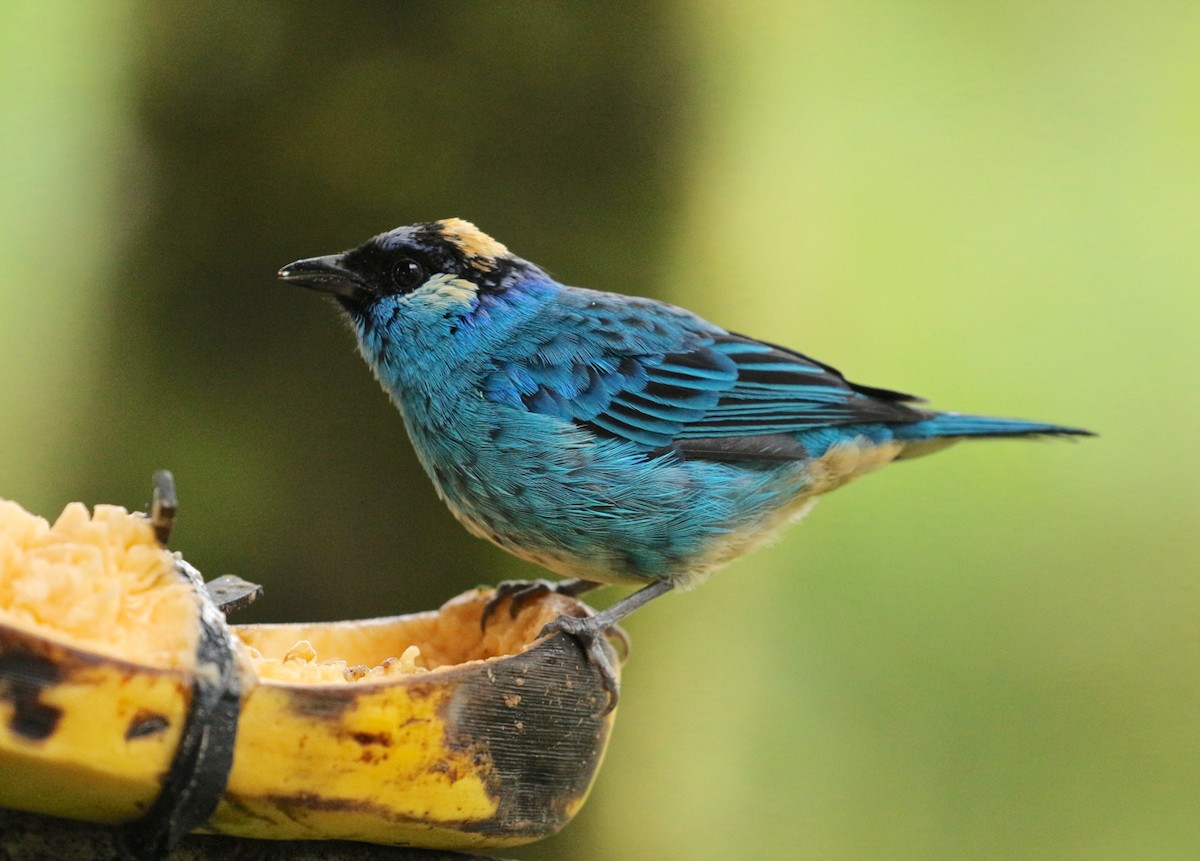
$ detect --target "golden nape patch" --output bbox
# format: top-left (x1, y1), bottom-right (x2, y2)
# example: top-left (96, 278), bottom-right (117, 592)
top-left (436, 218), bottom-right (509, 270)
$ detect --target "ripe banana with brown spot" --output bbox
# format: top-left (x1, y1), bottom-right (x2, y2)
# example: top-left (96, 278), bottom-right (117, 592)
top-left (0, 494), bottom-right (618, 855)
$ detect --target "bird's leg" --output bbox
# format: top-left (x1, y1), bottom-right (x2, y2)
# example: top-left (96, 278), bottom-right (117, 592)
top-left (480, 577), bottom-right (602, 630)
top-left (539, 579), bottom-right (674, 714)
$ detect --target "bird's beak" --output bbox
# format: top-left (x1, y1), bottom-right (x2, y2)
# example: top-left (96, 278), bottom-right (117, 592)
top-left (277, 254), bottom-right (364, 299)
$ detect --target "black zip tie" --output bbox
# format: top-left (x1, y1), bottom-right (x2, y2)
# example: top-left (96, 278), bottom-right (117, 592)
top-left (203, 574), bottom-right (263, 615)
top-left (116, 475), bottom-right (244, 860)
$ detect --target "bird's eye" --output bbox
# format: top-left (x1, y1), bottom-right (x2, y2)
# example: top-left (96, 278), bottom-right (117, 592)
top-left (389, 257), bottom-right (426, 292)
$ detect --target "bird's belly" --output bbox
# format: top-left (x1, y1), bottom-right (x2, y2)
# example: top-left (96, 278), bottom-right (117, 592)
top-left (417, 429), bottom-right (815, 586)
top-left (449, 479), bottom-right (817, 587)
top-left (674, 495), bottom-right (819, 589)
top-left (408, 411), bottom-right (902, 588)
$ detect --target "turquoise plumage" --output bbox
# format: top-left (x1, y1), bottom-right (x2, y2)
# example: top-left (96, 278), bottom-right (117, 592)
top-left (279, 218), bottom-right (1091, 707)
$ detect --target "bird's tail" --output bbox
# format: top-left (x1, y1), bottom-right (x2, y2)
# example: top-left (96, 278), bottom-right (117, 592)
top-left (893, 413), bottom-right (1094, 459)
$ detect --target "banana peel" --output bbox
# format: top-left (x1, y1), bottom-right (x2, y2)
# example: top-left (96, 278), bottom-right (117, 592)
top-left (0, 487), bottom-right (618, 855)
top-left (213, 590), bottom-right (615, 848)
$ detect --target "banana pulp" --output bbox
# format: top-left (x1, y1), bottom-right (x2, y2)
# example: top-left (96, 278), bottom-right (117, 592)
top-left (0, 497), bottom-right (617, 850)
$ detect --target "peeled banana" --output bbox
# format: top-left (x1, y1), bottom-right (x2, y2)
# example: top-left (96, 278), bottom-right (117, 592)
top-left (0, 490), bottom-right (618, 855)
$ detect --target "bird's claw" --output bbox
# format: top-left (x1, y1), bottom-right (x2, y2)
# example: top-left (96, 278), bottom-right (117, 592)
top-left (603, 622), bottom-right (631, 664)
top-left (480, 579), bottom-right (556, 630)
top-left (479, 578), bottom-right (598, 631)
top-left (538, 613), bottom-right (622, 715)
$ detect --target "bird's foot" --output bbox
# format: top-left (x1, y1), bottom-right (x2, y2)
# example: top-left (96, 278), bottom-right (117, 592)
top-left (538, 613), bottom-right (624, 715)
top-left (480, 578), bottom-right (600, 630)
top-left (537, 579), bottom-right (674, 714)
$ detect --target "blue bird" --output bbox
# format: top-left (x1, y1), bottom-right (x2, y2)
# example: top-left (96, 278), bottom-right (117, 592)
top-left (279, 218), bottom-right (1091, 707)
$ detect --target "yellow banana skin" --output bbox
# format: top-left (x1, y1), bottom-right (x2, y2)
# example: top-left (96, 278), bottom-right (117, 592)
top-left (0, 624), bottom-right (190, 824)
top-left (0, 582), bottom-right (617, 850)
top-left (212, 590), bottom-right (616, 848)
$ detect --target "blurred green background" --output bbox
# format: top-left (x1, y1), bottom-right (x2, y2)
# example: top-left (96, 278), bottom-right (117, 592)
top-left (2, 2), bottom-right (1197, 859)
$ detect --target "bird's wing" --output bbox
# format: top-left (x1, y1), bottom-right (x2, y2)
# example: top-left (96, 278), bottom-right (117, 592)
top-left (483, 291), bottom-right (928, 462)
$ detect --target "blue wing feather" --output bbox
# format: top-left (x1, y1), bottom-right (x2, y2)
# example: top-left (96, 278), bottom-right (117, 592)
top-left (483, 288), bottom-right (928, 461)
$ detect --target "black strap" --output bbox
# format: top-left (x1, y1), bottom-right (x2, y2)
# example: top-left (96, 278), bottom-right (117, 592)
top-left (113, 472), bottom-right (261, 859)
top-left (115, 561), bottom-right (245, 860)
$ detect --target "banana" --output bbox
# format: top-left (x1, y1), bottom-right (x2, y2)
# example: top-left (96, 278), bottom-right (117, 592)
top-left (0, 491), bottom-right (618, 855)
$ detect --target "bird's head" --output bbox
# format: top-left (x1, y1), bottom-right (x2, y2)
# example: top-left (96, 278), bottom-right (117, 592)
top-left (278, 218), bottom-right (539, 333)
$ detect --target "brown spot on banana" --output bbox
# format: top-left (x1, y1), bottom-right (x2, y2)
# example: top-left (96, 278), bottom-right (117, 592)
top-left (0, 644), bottom-right (63, 742)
